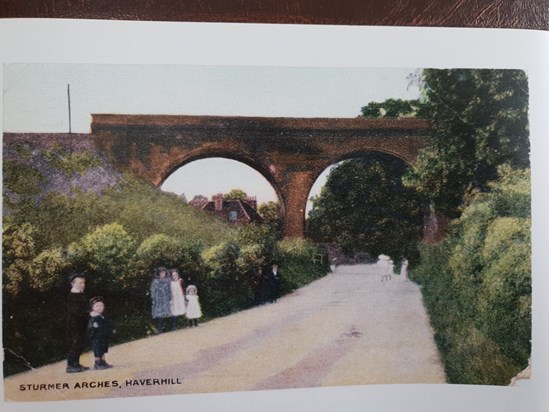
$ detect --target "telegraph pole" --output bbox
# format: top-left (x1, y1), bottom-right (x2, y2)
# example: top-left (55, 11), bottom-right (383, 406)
top-left (67, 84), bottom-right (72, 134)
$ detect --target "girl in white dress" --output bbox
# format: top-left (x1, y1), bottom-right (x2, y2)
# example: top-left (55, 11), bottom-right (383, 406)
top-left (169, 269), bottom-right (186, 330)
top-left (185, 284), bottom-right (202, 327)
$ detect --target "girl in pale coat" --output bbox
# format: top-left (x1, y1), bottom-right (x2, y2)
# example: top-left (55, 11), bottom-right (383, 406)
top-left (150, 267), bottom-right (172, 333)
top-left (185, 284), bottom-right (202, 327)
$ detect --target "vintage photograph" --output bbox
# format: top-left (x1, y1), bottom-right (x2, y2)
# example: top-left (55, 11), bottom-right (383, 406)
top-left (2, 63), bottom-right (531, 401)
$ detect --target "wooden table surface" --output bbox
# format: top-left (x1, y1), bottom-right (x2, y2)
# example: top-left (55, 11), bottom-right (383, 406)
top-left (0, 0), bottom-right (547, 30)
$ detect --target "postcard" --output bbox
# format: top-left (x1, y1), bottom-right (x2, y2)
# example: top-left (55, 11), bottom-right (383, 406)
top-left (1, 20), bottom-right (548, 412)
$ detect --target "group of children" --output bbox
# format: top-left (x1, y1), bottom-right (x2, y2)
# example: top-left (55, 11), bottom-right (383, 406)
top-left (66, 268), bottom-right (203, 374)
top-left (150, 267), bottom-right (203, 333)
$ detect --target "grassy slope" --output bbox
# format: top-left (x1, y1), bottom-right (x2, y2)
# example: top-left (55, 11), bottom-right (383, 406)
top-left (3, 133), bottom-right (234, 251)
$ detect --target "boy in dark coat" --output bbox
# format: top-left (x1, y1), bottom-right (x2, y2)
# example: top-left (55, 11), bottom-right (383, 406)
top-left (66, 273), bottom-right (90, 373)
top-left (88, 296), bottom-right (114, 369)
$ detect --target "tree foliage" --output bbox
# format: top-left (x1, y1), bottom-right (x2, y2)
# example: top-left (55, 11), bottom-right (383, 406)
top-left (404, 69), bottom-right (529, 217)
top-left (68, 223), bottom-right (137, 291)
top-left (306, 153), bottom-right (424, 262)
top-left (361, 98), bottom-right (427, 118)
top-left (2, 222), bottom-right (36, 296)
top-left (257, 201), bottom-right (282, 235)
top-left (224, 188), bottom-right (248, 201)
top-left (412, 166), bottom-right (531, 383)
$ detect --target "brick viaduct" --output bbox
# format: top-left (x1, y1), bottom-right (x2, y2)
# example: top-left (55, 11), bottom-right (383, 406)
top-left (91, 114), bottom-right (431, 238)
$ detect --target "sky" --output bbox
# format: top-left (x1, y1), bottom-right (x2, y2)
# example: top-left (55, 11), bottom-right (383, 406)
top-left (3, 64), bottom-right (421, 210)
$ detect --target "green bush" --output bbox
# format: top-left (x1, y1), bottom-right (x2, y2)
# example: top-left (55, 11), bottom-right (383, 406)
top-left (479, 217), bottom-right (531, 362)
top-left (411, 166), bottom-right (531, 384)
top-left (31, 247), bottom-right (70, 292)
top-left (275, 238), bottom-right (329, 293)
top-left (202, 241), bottom-right (244, 316)
top-left (68, 223), bottom-right (137, 291)
top-left (2, 222), bottom-right (36, 296)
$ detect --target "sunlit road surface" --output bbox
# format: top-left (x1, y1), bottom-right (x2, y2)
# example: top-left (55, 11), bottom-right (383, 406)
top-left (4, 264), bottom-right (446, 401)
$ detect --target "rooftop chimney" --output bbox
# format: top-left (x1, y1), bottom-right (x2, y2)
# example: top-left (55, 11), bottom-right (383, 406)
top-left (246, 196), bottom-right (257, 210)
top-left (213, 193), bottom-right (223, 211)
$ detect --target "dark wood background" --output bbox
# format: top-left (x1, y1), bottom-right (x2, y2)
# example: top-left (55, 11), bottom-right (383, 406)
top-left (0, 0), bottom-right (547, 30)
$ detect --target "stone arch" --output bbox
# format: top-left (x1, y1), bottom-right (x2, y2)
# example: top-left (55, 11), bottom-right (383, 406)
top-left (156, 147), bottom-right (287, 226)
top-left (308, 148), bottom-right (415, 191)
top-left (304, 150), bottom-right (428, 245)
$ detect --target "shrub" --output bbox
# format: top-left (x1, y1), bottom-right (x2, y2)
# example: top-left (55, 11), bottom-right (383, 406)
top-left (31, 247), bottom-right (70, 292)
top-left (411, 166), bottom-right (531, 384)
top-left (2, 222), bottom-right (36, 296)
top-left (479, 217), bottom-right (531, 362)
top-left (275, 238), bottom-right (329, 293)
top-left (67, 223), bottom-right (137, 291)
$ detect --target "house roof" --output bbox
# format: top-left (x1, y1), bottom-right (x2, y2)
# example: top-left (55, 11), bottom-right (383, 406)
top-left (201, 199), bottom-right (263, 223)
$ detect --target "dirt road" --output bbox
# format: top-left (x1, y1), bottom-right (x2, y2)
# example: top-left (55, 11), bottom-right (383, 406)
top-left (4, 264), bottom-right (446, 401)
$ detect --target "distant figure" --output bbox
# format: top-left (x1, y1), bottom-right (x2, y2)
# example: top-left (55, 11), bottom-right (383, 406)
top-left (66, 273), bottom-right (90, 373)
top-left (150, 267), bottom-right (172, 333)
top-left (185, 284), bottom-right (203, 327)
top-left (169, 269), bottom-right (186, 330)
top-left (377, 255), bottom-right (392, 282)
top-left (251, 267), bottom-right (265, 306)
top-left (331, 258), bottom-right (338, 273)
top-left (400, 258), bottom-right (409, 281)
top-left (269, 263), bottom-right (281, 303)
top-left (88, 296), bottom-right (114, 370)
top-left (260, 266), bottom-right (272, 304)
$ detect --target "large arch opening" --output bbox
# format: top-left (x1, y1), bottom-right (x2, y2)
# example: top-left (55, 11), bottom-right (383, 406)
top-left (161, 157), bottom-right (281, 227)
top-left (305, 151), bottom-right (426, 264)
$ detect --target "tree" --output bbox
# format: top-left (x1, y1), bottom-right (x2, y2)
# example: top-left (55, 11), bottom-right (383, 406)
top-left (224, 188), bottom-right (248, 201)
top-left (306, 154), bottom-right (424, 262)
top-left (361, 98), bottom-right (427, 118)
top-left (258, 201), bottom-right (282, 235)
top-left (403, 69), bottom-right (529, 217)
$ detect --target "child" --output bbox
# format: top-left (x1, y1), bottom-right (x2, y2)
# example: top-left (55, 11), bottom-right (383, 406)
top-left (150, 267), bottom-right (172, 333)
top-left (185, 284), bottom-right (202, 327)
top-left (88, 296), bottom-right (114, 370)
top-left (66, 273), bottom-right (89, 373)
top-left (169, 269), bottom-right (186, 330)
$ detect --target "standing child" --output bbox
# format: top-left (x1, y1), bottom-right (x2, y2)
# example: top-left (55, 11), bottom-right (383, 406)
top-left (88, 296), bottom-right (114, 370)
top-left (185, 284), bottom-right (202, 327)
top-left (66, 273), bottom-right (89, 373)
top-left (169, 269), bottom-right (186, 331)
top-left (150, 267), bottom-right (172, 333)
